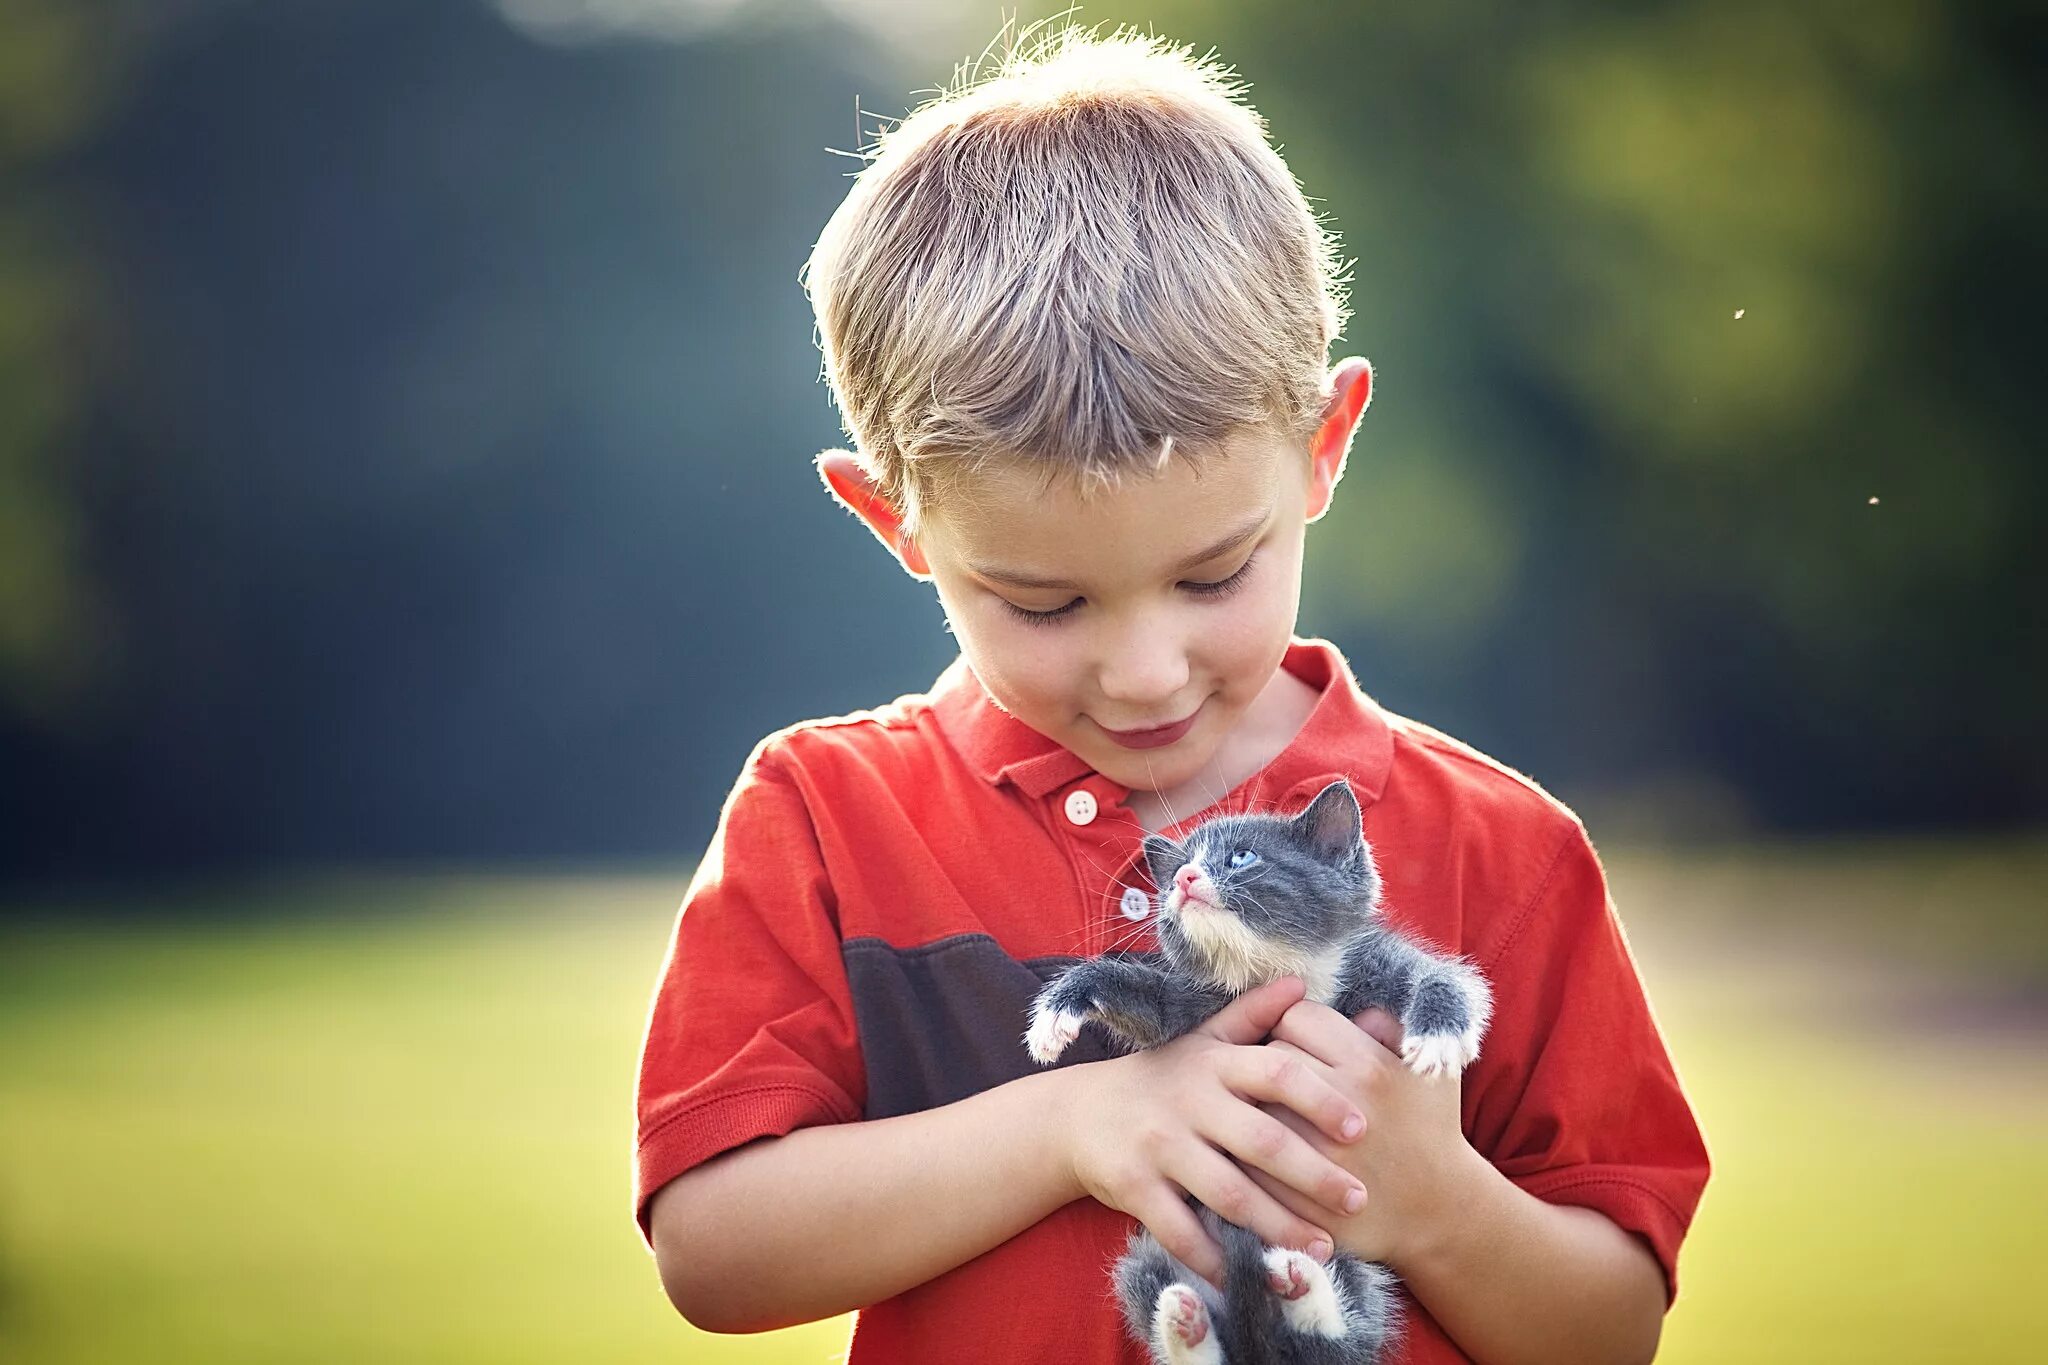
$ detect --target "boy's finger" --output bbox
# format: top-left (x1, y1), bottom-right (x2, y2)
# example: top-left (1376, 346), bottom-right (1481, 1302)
top-left (1273, 998), bottom-right (1392, 1068)
top-left (1176, 1142), bottom-right (1333, 1276)
top-left (1196, 975), bottom-right (1306, 1047)
top-left (1350, 1005), bottom-right (1405, 1055)
top-left (1139, 1186), bottom-right (1226, 1291)
top-left (1236, 1042), bottom-right (1365, 1145)
top-left (1211, 1096), bottom-right (1367, 1217)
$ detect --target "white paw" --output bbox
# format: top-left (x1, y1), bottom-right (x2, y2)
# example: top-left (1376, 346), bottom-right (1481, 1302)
top-left (1025, 999), bottom-right (1086, 1065)
top-left (1151, 1283), bottom-right (1222, 1365)
top-left (1263, 1246), bottom-right (1345, 1337)
top-left (1400, 1024), bottom-right (1480, 1079)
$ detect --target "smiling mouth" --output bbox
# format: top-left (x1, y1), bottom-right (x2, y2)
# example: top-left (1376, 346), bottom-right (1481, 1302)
top-left (1098, 704), bottom-right (1203, 750)
top-left (1102, 713), bottom-right (1197, 739)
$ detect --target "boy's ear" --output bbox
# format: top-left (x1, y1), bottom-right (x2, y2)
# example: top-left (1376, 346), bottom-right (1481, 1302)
top-left (1304, 357), bottom-right (1373, 523)
top-left (816, 448), bottom-right (932, 577)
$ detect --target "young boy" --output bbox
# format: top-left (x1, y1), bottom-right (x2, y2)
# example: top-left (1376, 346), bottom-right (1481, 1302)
top-left (633, 26), bottom-right (1709, 1365)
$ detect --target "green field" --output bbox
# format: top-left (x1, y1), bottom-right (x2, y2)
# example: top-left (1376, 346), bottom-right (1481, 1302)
top-left (2, 842), bottom-right (2043, 1363)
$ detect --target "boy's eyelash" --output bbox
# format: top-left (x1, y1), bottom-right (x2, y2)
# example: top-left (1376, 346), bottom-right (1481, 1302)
top-left (999, 552), bottom-right (1260, 627)
top-left (1183, 553), bottom-right (1260, 599)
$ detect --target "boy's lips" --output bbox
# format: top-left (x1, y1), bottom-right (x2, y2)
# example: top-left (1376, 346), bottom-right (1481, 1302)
top-left (1098, 704), bottom-right (1202, 749)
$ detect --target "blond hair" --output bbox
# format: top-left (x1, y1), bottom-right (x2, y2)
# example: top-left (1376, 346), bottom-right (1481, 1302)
top-left (802, 22), bottom-right (1350, 537)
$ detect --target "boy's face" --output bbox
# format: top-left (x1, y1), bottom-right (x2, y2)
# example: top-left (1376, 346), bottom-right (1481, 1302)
top-left (912, 427), bottom-right (1314, 797)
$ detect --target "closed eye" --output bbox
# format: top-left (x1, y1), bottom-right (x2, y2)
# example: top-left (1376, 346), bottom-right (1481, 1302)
top-left (998, 551), bottom-right (1262, 627)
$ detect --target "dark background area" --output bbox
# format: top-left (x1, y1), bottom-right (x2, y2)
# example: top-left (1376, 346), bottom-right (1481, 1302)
top-left (2, 0), bottom-right (2042, 885)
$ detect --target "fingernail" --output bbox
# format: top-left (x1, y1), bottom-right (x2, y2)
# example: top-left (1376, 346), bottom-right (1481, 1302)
top-left (1340, 1113), bottom-right (1364, 1140)
top-left (1345, 1186), bottom-right (1366, 1213)
top-left (1309, 1239), bottom-right (1333, 1263)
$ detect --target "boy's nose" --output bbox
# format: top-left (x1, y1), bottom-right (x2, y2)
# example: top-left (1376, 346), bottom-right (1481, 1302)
top-left (1095, 634), bottom-right (1190, 708)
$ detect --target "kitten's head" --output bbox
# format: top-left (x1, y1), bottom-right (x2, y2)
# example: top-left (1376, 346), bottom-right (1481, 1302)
top-left (1140, 779), bottom-right (1383, 992)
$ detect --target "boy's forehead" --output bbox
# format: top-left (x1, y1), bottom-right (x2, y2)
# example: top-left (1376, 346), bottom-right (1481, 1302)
top-left (927, 429), bottom-right (1299, 570)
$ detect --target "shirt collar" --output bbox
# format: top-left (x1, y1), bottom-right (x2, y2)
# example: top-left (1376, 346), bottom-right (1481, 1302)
top-left (928, 635), bottom-right (1393, 810)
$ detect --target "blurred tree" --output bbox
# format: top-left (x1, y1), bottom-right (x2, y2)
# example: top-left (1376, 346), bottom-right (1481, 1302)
top-left (0, 0), bottom-right (112, 718)
top-left (1181, 0), bottom-right (2048, 829)
top-left (0, 0), bottom-right (2040, 884)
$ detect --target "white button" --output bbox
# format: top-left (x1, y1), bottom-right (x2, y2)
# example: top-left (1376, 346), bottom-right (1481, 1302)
top-left (1119, 887), bottom-right (1152, 921)
top-left (1063, 789), bottom-right (1098, 826)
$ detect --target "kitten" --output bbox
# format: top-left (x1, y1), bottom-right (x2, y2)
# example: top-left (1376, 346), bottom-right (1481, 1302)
top-left (1024, 778), bottom-right (1492, 1365)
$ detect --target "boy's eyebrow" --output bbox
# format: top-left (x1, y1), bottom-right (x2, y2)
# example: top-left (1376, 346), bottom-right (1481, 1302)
top-left (970, 513), bottom-right (1270, 592)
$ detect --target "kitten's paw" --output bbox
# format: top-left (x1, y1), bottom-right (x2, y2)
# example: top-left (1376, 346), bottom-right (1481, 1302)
top-left (1151, 1284), bottom-right (1222, 1365)
top-left (1401, 962), bottom-right (1491, 1079)
top-left (1025, 998), bottom-right (1087, 1065)
top-left (1264, 1246), bottom-right (1313, 1301)
top-left (1262, 1247), bottom-right (1345, 1338)
top-left (1400, 1025), bottom-right (1479, 1079)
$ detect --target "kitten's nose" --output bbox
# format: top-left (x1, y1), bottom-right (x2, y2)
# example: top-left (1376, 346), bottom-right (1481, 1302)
top-left (1174, 864), bottom-right (1203, 893)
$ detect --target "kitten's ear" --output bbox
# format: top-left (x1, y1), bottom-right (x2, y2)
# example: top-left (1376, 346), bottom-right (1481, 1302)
top-left (1293, 779), bottom-right (1364, 864)
top-left (1141, 834), bottom-right (1186, 894)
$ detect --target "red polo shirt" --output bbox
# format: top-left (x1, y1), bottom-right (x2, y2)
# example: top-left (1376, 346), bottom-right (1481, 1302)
top-left (634, 636), bottom-right (1710, 1362)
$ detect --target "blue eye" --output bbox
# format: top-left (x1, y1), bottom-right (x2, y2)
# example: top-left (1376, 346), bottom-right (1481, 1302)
top-left (1228, 849), bottom-right (1259, 869)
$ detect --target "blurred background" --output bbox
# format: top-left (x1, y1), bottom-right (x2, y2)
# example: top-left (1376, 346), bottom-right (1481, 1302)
top-left (1, 0), bottom-right (2041, 1361)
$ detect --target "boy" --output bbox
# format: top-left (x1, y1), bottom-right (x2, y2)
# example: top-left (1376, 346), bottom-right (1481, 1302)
top-left (634, 26), bottom-right (1709, 1365)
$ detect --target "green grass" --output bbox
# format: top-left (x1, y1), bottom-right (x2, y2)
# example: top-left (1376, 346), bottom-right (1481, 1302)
top-left (0, 876), bottom-right (850, 1365)
top-left (0, 843), bottom-right (2042, 1363)
top-left (1604, 840), bottom-right (2048, 1364)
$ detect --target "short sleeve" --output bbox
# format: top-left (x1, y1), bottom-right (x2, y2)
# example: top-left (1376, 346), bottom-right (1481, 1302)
top-left (1467, 821), bottom-right (1711, 1307)
top-left (631, 741), bottom-right (866, 1249)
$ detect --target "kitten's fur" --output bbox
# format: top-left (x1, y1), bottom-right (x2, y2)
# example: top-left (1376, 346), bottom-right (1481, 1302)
top-left (1024, 779), bottom-right (1492, 1365)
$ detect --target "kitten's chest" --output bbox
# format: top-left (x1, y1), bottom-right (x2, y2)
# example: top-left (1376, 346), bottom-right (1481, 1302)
top-left (1296, 944), bottom-right (1350, 1009)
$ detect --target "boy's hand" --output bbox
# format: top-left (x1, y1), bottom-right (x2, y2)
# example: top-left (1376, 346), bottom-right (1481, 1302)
top-left (1242, 1001), bottom-right (1485, 1268)
top-left (1058, 976), bottom-right (1373, 1291)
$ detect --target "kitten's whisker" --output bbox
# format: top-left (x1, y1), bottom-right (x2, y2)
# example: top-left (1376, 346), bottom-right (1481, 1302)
top-left (1069, 841), bottom-right (1142, 888)
top-left (1099, 917), bottom-right (1157, 954)
top-left (1236, 888), bottom-right (1279, 924)
top-left (1088, 896), bottom-right (1164, 954)
top-left (1045, 912), bottom-right (1113, 952)
top-left (1142, 752), bottom-right (1185, 834)
top-left (1190, 767), bottom-right (1228, 820)
top-left (1038, 842), bottom-right (1162, 955)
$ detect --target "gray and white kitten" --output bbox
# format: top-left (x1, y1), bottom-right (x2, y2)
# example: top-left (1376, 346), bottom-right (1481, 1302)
top-left (1024, 778), bottom-right (1492, 1365)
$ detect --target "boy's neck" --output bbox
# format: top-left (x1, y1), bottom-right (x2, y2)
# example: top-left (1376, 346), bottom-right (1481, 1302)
top-left (1124, 663), bottom-right (1322, 835)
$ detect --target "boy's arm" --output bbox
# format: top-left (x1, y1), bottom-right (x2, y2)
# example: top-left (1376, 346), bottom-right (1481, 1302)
top-left (656, 977), bottom-right (1372, 1335)
top-left (1251, 1010), bottom-right (1666, 1365)
top-left (1250, 816), bottom-right (1709, 1365)
top-left (652, 1062), bottom-right (1086, 1334)
top-left (1398, 1146), bottom-right (1666, 1365)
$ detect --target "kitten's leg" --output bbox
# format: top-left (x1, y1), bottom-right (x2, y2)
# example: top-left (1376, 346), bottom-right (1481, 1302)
top-left (1152, 1284), bottom-right (1226, 1365)
top-left (1327, 931), bottom-right (1422, 1022)
top-left (1330, 932), bottom-right (1491, 1080)
top-left (1261, 1246), bottom-right (1346, 1338)
top-left (1396, 956), bottom-right (1492, 1079)
top-left (1026, 956), bottom-right (1228, 1063)
top-left (1269, 1256), bottom-right (1403, 1365)
top-left (1113, 1229), bottom-right (1184, 1354)
top-left (1329, 1257), bottom-right (1403, 1361)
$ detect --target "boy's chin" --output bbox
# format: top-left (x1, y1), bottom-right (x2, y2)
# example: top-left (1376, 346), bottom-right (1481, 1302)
top-left (1089, 735), bottom-right (1216, 793)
